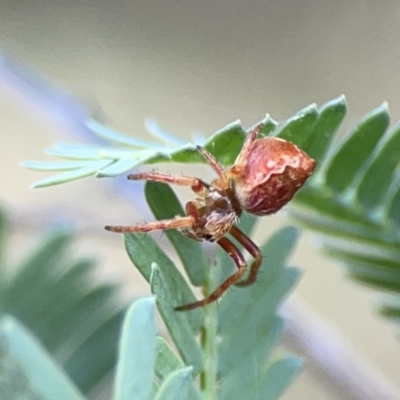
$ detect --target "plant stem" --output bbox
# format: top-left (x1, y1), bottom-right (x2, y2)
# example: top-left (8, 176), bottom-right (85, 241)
top-left (201, 263), bottom-right (219, 400)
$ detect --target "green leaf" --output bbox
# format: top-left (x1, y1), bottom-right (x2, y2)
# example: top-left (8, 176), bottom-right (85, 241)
top-left (114, 298), bottom-right (157, 400)
top-left (153, 367), bottom-right (194, 400)
top-left (96, 158), bottom-right (144, 177)
top-left (0, 316), bottom-right (86, 400)
top-left (257, 114), bottom-right (278, 138)
top-left (21, 160), bottom-right (91, 171)
top-left (150, 264), bottom-right (203, 376)
top-left (0, 207), bottom-right (8, 276)
top-left (219, 315), bottom-right (283, 377)
top-left (355, 120), bottom-right (400, 209)
top-left (324, 103), bottom-right (389, 193)
top-left (218, 226), bottom-right (300, 322)
top-left (145, 181), bottom-right (207, 286)
top-left (301, 95), bottom-right (347, 163)
top-left (221, 356), bottom-right (302, 400)
top-left (154, 339), bottom-right (201, 400)
top-left (64, 311), bottom-right (125, 392)
top-left (86, 119), bottom-right (162, 149)
top-left (155, 337), bottom-right (185, 380)
top-left (217, 227), bottom-right (301, 399)
top-left (144, 119), bottom-right (186, 145)
top-left (30, 160), bottom-right (114, 188)
top-left (0, 221), bottom-right (127, 394)
top-left (276, 103), bottom-right (318, 145)
top-left (290, 101), bottom-right (400, 325)
top-left (23, 97), bottom-right (344, 188)
top-left (124, 234), bottom-right (203, 334)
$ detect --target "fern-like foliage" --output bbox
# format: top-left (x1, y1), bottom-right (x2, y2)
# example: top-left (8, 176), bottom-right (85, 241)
top-left (21, 118), bottom-right (249, 187)
top-left (23, 95), bottom-right (400, 323)
top-left (0, 208), bottom-right (127, 397)
top-left (288, 101), bottom-right (400, 322)
top-left (18, 94), bottom-right (400, 397)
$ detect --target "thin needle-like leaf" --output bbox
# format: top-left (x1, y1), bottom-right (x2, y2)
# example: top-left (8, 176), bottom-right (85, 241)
top-left (144, 119), bottom-right (186, 146)
top-left (31, 160), bottom-right (114, 188)
top-left (86, 119), bottom-right (162, 149)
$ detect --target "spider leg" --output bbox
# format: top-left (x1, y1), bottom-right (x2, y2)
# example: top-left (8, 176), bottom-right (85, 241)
top-left (230, 123), bottom-right (264, 174)
top-left (127, 172), bottom-right (210, 194)
top-left (105, 216), bottom-right (194, 233)
top-left (175, 236), bottom-right (247, 311)
top-left (196, 146), bottom-right (228, 186)
top-left (229, 225), bottom-right (262, 287)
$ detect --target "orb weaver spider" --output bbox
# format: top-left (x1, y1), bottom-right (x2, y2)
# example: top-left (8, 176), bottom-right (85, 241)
top-left (106, 124), bottom-right (315, 311)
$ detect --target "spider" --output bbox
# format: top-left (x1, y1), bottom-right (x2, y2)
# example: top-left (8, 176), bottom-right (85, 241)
top-left (105, 123), bottom-right (315, 311)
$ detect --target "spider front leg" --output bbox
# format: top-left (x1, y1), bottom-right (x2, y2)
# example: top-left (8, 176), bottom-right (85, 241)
top-left (127, 172), bottom-right (210, 194)
top-left (175, 236), bottom-right (247, 311)
top-left (105, 216), bottom-right (194, 233)
top-left (106, 172), bottom-right (210, 233)
top-left (229, 225), bottom-right (262, 287)
top-left (230, 123), bottom-right (264, 175)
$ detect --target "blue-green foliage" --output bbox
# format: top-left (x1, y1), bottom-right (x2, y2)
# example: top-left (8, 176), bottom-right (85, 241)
top-left (13, 95), bottom-right (400, 399)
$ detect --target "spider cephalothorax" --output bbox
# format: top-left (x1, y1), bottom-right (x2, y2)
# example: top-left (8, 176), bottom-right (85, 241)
top-left (106, 124), bottom-right (315, 310)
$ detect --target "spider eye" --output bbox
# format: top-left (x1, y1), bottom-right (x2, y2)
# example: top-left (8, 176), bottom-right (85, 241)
top-left (203, 233), bottom-right (214, 241)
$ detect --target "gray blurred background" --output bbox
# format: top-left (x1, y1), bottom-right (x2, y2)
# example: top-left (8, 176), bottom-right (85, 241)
top-left (1, 1), bottom-right (400, 399)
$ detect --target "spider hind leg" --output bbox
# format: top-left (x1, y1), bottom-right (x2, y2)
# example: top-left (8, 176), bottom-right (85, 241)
top-left (175, 236), bottom-right (247, 311)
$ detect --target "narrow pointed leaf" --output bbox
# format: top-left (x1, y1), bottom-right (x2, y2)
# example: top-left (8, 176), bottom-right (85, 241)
top-left (202, 120), bottom-right (246, 166)
top-left (0, 216), bottom-right (129, 394)
top-left (153, 367), bottom-right (194, 400)
top-left (301, 95), bottom-right (347, 163)
top-left (219, 315), bottom-right (283, 376)
top-left (0, 316), bottom-right (86, 400)
top-left (145, 181), bottom-right (207, 285)
top-left (257, 114), bottom-right (278, 137)
top-left (219, 226), bottom-right (300, 323)
top-left (64, 311), bottom-right (124, 393)
top-left (219, 267), bottom-right (300, 357)
top-left (31, 160), bottom-right (114, 188)
top-left (3, 230), bottom-right (72, 307)
top-left (0, 207), bottom-right (7, 266)
top-left (86, 119), bottom-right (161, 149)
top-left (387, 184), bottom-right (400, 227)
top-left (276, 104), bottom-right (318, 145)
top-left (44, 143), bottom-right (108, 160)
top-left (96, 158), bottom-right (143, 177)
top-left (355, 121), bottom-right (400, 209)
top-left (324, 103), bottom-right (389, 193)
top-left (150, 264), bottom-right (203, 375)
top-left (145, 119), bottom-right (186, 145)
top-left (155, 337), bottom-right (185, 380)
top-left (155, 339), bottom-right (201, 399)
top-left (21, 160), bottom-right (90, 171)
top-left (114, 298), bottom-right (157, 400)
top-left (124, 233), bottom-right (203, 334)
top-left (221, 356), bottom-right (301, 400)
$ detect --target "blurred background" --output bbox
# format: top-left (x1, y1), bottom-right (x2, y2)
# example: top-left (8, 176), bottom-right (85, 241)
top-left (1, 1), bottom-right (400, 399)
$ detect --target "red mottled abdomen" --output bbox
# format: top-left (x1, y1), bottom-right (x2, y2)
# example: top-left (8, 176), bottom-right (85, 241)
top-left (228, 137), bottom-right (315, 215)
